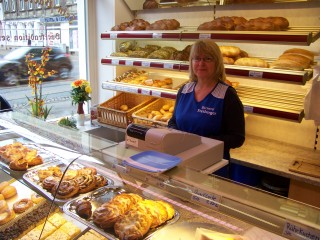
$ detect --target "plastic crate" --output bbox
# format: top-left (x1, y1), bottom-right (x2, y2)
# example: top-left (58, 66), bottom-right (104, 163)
top-left (132, 98), bottom-right (176, 128)
top-left (97, 93), bottom-right (155, 128)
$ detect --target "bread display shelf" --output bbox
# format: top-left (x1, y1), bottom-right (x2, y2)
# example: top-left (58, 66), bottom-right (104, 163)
top-left (101, 26), bottom-right (320, 45)
top-left (101, 57), bottom-right (312, 84)
top-left (237, 85), bottom-right (305, 122)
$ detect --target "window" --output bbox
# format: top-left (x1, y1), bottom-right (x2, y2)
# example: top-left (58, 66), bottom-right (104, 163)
top-left (20, 0), bottom-right (25, 11)
top-left (28, 0), bottom-right (33, 10)
top-left (11, 0), bottom-right (16, 12)
top-left (54, 0), bottom-right (60, 6)
top-left (4, 0), bottom-right (9, 12)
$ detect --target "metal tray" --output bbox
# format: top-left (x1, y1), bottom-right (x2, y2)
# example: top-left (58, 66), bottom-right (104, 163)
top-left (63, 186), bottom-right (180, 240)
top-left (0, 142), bottom-right (62, 173)
top-left (23, 161), bottom-right (114, 205)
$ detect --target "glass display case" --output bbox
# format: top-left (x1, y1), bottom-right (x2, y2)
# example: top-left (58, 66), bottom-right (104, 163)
top-left (0, 111), bottom-right (319, 240)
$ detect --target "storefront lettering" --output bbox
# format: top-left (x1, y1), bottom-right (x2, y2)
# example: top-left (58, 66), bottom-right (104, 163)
top-left (1, 33), bottom-right (60, 42)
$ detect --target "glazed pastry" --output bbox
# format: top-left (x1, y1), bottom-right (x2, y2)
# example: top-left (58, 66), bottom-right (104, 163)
top-left (13, 198), bottom-right (34, 213)
top-left (94, 175), bottom-right (107, 188)
top-left (93, 202), bottom-right (125, 229)
top-left (139, 200), bottom-right (168, 228)
top-left (31, 192), bottom-right (45, 204)
top-left (0, 200), bottom-right (9, 213)
top-left (37, 169), bottom-right (54, 182)
top-left (51, 179), bottom-right (80, 199)
top-left (62, 169), bottom-right (78, 180)
top-left (0, 181), bottom-right (9, 192)
top-left (42, 176), bottom-right (61, 191)
top-left (75, 174), bottom-right (97, 193)
top-left (1, 185), bottom-right (17, 199)
top-left (0, 208), bottom-right (16, 225)
top-left (9, 158), bottom-right (28, 171)
top-left (75, 199), bottom-right (92, 219)
top-left (26, 155), bottom-right (43, 166)
top-left (78, 167), bottom-right (97, 176)
top-left (157, 200), bottom-right (175, 220)
top-left (114, 202), bottom-right (153, 240)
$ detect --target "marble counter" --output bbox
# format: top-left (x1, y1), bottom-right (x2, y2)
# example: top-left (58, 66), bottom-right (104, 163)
top-left (230, 134), bottom-right (320, 187)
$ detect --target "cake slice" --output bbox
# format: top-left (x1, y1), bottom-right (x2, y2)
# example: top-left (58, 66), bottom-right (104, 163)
top-left (195, 228), bottom-right (245, 240)
top-left (47, 212), bottom-right (67, 228)
top-left (46, 229), bottom-right (71, 240)
top-left (59, 221), bottom-right (81, 239)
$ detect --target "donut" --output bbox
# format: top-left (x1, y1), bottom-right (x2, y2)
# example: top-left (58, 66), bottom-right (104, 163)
top-left (0, 209), bottom-right (15, 225)
top-left (13, 198), bottom-right (34, 213)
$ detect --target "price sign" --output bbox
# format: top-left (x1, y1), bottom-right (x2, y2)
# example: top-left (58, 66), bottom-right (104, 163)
top-left (191, 189), bottom-right (221, 210)
top-left (199, 33), bottom-right (211, 39)
top-left (141, 89), bottom-right (151, 95)
top-left (151, 90), bottom-right (161, 97)
top-left (153, 33), bottom-right (163, 39)
top-left (126, 60), bottom-right (134, 66)
top-left (164, 63), bottom-right (174, 69)
top-left (244, 105), bottom-right (254, 113)
top-left (142, 61), bottom-right (151, 67)
top-left (111, 59), bottom-right (119, 65)
top-left (249, 71), bottom-right (263, 78)
top-left (283, 221), bottom-right (320, 240)
top-left (110, 33), bottom-right (118, 39)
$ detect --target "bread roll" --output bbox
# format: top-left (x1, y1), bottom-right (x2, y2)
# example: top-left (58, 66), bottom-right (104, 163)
top-left (223, 57), bottom-right (235, 65)
top-left (234, 57), bottom-right (269, 68)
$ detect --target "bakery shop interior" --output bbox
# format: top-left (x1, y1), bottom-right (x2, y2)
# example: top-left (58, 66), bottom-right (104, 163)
top-left (0, 0), bottom-right (319, 240)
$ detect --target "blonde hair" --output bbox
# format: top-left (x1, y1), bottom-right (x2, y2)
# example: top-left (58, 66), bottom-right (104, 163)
top-left (189, 39), bottom-right (226, 82)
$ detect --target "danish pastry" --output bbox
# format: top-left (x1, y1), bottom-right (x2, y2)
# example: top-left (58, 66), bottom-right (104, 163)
top-left (9, 158), bottom-right (28, 171)
top-left (13, 198), bottom-right (34, 213)
top-left (51, 179), bottom-right (80, 199)
top-left (94, 175), bottom-right (107, 188)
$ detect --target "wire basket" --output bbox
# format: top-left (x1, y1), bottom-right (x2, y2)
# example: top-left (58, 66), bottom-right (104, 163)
top-left (132, 98), bottom-right (176, 128)
top-left (97, 93), bottom-right (155, 128)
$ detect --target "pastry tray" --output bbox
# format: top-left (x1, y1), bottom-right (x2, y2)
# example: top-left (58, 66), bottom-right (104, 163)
top-left (63, 185), bottom-right (180, 240)
top-left (0, 142), bottom-right (62, 174)
top-left (22, 161), bottom-right (114, 205)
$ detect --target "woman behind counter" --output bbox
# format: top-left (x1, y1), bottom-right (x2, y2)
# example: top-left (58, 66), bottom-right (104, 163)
top-left (168, 39), bottom-right (245, 166)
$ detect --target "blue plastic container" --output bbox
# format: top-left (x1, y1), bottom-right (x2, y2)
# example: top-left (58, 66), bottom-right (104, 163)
top-left (230, 163), bottom-right (262, 187)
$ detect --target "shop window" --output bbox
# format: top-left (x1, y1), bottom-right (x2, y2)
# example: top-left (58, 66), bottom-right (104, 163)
top-left (4, 0), bottom-right (9, 12)
top-left (11, 0), bottom-right (16, 12)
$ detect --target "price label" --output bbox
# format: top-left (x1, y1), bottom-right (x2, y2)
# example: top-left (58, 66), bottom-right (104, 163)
top-left (126, 60), bottom-right (134, 66)
top-left (145, 176), bottom-right (166, 189)
top-left (141, 89), bottom-right (150, 95)
top-left (151, 90), bottom-right (161, 97)
top-left (153, 33), bottom-right (163, 39)
top-left (142, 61), bottom-right (151, 67)
top-left (249, 71), bottom-right (263, 78)
top-left (283, 221), bottom-right (320, 240)
top-left (164, 63), bottom-right (174, 69)
top-left (244, 105), bottom-right (254, 113)
top-left (199, 33), bottom-right (211, 39)
top-left (127, 87), bottom-right (138, 94)
top-left (191, 189), bottom-right (221, 210)
top-left (111, 59), bottom-right (119, 65)
top-left (110, 33), bottom-right (118, 39)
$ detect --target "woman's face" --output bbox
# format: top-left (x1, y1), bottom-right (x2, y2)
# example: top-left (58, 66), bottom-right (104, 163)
top-left (191, 53), bottom-right (215, 80)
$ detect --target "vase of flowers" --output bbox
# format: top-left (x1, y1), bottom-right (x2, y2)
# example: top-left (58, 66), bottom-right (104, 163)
top-left (71, 79), bottom-right (91, 126)
top-left (26, 47), bottom-right (56, 120)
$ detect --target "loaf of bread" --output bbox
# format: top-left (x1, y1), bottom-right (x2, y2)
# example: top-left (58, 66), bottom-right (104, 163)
top-left (283, 48), bottom-right (314, 62)
top-left (146, 19), bottom-right (180, 30)
top-left (223, 57), bottom-right (235, 65)
top-left (219, 46), bottom-right (241, 57)
top-left (234, 57), bottom-right (269, 68)
top-left (143, 0), bottom-right (158, 9)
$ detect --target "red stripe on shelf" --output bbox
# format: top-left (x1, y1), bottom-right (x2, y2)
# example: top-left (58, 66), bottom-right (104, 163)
top-left (161, 92), bottom-right (177, 99)
top-left (252, 107), bottom-right (301, 122)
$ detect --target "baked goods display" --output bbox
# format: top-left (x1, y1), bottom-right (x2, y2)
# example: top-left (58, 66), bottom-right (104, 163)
top-left (197, 16), bottom-right (289, 31)
top-left (114, 69), bottom-right (177, 89)
top-left (0, 142), bottom-right (44, 171)
top-left (111, 18), bottom-right (180, 31)
top-left (145, 103), bottom-right (174, 123)
top-left (270, 48), bottom-right (315, 71)
top-left (24, 164), bottom-right (111, 201)
top-left (111, 41), bottom-right (192, 62)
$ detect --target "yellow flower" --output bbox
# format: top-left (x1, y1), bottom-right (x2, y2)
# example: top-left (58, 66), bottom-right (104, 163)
top-left (85, 86), bottom-right (92, 93)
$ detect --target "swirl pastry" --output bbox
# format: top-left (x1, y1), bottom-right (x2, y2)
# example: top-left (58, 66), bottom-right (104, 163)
top-left (42, 176), bottom-right (61, 191)
top-left (75, 174), bottom-right (97, 193)
top-left (75, 199), bottom-right (92, 219)
top-left (94, 175), bottom-right (107, 189)
top-left (13, 198), bottom-right (34, 213)
top-left (51, 179), bottom-right (79, 199)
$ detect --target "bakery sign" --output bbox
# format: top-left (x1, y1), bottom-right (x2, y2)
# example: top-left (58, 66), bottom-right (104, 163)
top-left (283, 221), bottom-right (320, 240)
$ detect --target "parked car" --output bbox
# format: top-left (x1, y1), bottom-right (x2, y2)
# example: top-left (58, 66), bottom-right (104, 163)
top-left (0, 46), bottom-right (73, 86)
